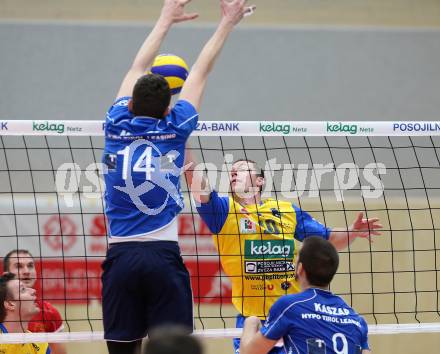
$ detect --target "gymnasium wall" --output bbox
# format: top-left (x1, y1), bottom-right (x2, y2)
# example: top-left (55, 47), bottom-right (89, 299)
top-left (0, 22), bottom-right (439, 122)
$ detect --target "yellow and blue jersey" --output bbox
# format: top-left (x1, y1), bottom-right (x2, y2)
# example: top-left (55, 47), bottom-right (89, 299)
top-left (261, 288), bottom-right (369, 353)
top-left (196, 191), bottom-right (331, 318)
top-left (103, 97), bottom-right (198, 238)
top-left (0, 324), bottom-right (51, 354)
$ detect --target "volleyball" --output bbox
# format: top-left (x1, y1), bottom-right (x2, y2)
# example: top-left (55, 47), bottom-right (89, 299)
top-left (149, 54), bottom-right (189, 95)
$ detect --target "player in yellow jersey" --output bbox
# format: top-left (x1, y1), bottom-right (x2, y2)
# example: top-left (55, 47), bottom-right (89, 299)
top-left (188, 158), bottom-right (382, 353)
top-left (0, 273), bottom-right (51, 354)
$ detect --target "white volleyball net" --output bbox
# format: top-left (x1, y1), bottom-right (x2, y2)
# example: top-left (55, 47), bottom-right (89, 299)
top-left (1, 120), bottom-right (440, 344)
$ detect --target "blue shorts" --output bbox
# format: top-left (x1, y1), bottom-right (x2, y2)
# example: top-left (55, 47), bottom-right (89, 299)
top-left (102, 241), bottom-right (193, 341)
top-left (234, 315), bottom-right (285, 354)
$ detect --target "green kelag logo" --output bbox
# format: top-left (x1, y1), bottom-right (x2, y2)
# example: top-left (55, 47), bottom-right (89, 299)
top-left (33, 121), bottom-right (65, 134)
top-left (259, 122), bottom-right (290, 135)
top-left (245, 239), bottom-right (294, 259)
top-left (326, 122), bottom-right (358, 135)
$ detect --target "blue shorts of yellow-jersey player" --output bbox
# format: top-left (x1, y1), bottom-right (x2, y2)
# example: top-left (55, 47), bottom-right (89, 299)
top-left (234, 315), bottom-right (284, 354)
top-left (102, 241), bottom-right (193, 341)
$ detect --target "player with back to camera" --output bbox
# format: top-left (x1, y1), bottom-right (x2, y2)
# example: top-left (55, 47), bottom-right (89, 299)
top-left (3, 249), bottom-right (66, 354)
top-left (188, 159), bottom-right (381, 353)
top-left (240, 236), bottom-right (371, 354)
top-left (101, 1), bottom-right (256, 354)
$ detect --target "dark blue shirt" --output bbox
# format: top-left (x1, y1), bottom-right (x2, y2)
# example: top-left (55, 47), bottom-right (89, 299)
top-left (261, 288), bottom-right (369, 353)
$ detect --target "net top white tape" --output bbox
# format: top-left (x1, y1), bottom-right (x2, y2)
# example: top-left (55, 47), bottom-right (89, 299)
top-left (1, 324), bottom-right (440, 343)
top-left (0, 120), bottom-right (440, 136)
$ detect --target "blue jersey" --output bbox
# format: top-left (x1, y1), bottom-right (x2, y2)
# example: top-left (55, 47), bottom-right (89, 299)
top-left (103, 97), bottom-right (198, 238)
top-left (261, 288), bottom-right (369, 354)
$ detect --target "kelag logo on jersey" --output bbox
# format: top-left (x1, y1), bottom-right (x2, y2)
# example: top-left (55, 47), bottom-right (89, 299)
top-left (244, 239), bottom-right (295, 274)
top-left (245, 240), bottom-right (294, 259)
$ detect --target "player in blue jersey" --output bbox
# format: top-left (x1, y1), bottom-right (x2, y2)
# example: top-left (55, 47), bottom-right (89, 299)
top-left (240, 236), bottom-right (371, 354)
top-left (101, 1), bottom-right (256, 354)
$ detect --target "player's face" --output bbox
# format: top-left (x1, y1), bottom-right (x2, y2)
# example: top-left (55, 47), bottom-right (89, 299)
top-left (7, 252), bottom-right (37, 288)
top-left (7, 279), bottom-right (39, 319)
top-left (230, 161), bottom-right (262, 197)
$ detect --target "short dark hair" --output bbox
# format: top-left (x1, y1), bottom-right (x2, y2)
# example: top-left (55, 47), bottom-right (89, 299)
top-left (298, 236), bottom-right (339, 287)
top-left (144, 326), bottom-right (203, 354)
top-left (3, 249), bottom-right (33, 272)
top-left (131, 74), bottom-right (171, 118)
top-left (0, 273), bottom-right (16, 322)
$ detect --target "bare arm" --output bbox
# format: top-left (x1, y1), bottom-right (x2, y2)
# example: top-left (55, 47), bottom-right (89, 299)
top-left (116, 0), bottom-right (198, 99)
top-left (362, 350), bottom-right (372, 354)
top-left (179, 0), bottom-right (255, 111)
top-left (240, 316), bottom-right (277, 354)
top-left (329, 212), bottom-right (382, 250)
top-left (184, 148), bottom-right (211, 203)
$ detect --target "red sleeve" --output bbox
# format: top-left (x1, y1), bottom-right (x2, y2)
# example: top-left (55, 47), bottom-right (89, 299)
top-left (28, 300), bottom-right (64, 333)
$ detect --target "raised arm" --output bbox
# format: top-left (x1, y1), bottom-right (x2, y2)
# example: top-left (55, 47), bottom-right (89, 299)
top-left (179, 0), bottom-right (255, 111)
top-left (184, 148), bottom-right (211, 204)
top-left (240, 316), bottom-right (277, 354)
top-left (116, 0), bottom-right (198, 99)
top-left (329, 212), bottom-right (382, 250)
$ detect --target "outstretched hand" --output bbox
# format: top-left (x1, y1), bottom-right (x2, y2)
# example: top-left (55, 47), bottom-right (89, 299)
top-left (350, 212), bottom-right (383, 242)
top-left (221, 0), bottom-right (256, 26)
top-left (160, 0), bottom-right (199, 24)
